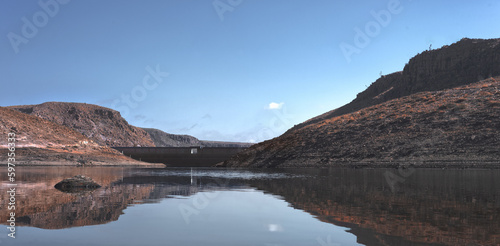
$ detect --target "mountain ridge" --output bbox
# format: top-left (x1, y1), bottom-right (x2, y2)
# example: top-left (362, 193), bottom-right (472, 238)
top-left (9, 102), bottom-right (155, 147)
top-left (224, 37), bottom-right (500, 168)
top-left (225, 77), bottom-right (500, 168)
top-left (0, 106), bottom-right (154, 166)
top-left (289, 38), bottom-right (500, 133)
top-left (142, 127), bottom-right (253, 148)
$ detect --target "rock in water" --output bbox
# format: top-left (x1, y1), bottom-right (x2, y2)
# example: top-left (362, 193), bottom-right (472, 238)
top-left (54, 175), bottom-right (101, 193)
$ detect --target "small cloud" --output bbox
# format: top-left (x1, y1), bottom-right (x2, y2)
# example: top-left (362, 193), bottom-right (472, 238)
top-left (268, 224), bottom-right (284, 232)
top-left (267, 102), bottom-right (284, 110)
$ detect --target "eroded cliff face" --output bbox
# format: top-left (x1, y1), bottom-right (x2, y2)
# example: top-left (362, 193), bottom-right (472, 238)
top-left (9, 102), bottom-right (155, 147)
top-left (225, 77), bottom-right (500, 168)
top-left (292, 38), bottom-right (500, 131)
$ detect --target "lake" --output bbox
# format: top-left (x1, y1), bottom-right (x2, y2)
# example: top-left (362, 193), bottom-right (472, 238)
top-left (0, 166), bottom-right (499, 246)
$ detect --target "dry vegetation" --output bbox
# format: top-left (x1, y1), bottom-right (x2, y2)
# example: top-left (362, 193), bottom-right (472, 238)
top-left (225, 77), bottom-right (500, 168)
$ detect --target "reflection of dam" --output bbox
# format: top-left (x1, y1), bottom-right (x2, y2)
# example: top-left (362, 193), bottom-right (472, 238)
top-left (112, 147), bottom-right (247, 167)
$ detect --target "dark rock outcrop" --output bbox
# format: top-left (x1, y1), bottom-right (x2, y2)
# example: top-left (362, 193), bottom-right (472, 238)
top-left (54, 175), bottom-right (101, 193)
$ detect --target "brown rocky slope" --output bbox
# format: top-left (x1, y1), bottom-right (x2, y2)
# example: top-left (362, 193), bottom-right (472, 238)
top-left (291, 38), bottom-right (500, 132)
top-left (9, 102), bottom-right (252, 149)
top-left (224, 77), bottom-right (500, 168)
top-left (0, 107), bottom-right (158, 166)
top-left (9, 102), bottom-right (155, 147)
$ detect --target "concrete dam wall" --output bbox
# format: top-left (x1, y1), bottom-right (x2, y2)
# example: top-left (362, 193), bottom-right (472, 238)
top-left (112, 147), bottom-right (248, 167)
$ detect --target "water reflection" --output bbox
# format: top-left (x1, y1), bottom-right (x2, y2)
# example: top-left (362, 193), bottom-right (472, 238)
top-left (0, 167), bottom-right (498, 245)
top-left (250, 168), bottom-right (500, 245)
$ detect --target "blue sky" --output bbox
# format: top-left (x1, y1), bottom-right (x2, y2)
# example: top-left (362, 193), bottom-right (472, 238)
top-left (1, 0), bottom-right (499, 142)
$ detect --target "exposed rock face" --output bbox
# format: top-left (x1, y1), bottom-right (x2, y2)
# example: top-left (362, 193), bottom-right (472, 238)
top-left (143, 127), bottom-right (253, 148)
top-left (54, 175), bottom-right (101, 193)
top-left (0, 106), bottom-right (160, 166)
top-left (224, 77), bottom-right (500, 167)
top-left (291, 38), bottom-right (500, 131)
top-left (9, 102), bottom-right (155, 147)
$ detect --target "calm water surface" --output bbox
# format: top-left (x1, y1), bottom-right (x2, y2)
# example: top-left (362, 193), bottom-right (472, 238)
top-left (0, 167), bottom-right (499, 246)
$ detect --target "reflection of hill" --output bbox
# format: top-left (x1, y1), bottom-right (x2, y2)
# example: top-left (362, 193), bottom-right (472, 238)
top-left (0, 167), bottom-right (248, 229)
top-left (249, 169), bottom-right (500, 246)
top-left (1, 167), bottom-right (498, 245)
top-left (0, 167), bottom-right (154, 229)
top-left (17, 184), bottom-right (156, 229)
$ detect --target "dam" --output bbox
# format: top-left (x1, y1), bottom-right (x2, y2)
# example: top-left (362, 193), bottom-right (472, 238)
top-left (112, 147), bottom-right (248, 167)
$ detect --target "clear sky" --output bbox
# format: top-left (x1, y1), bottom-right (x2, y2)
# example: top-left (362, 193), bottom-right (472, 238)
top-left (1, 0), bottom-right (499, 142)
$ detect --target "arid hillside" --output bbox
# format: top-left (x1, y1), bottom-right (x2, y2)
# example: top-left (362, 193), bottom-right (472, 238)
top-left (9, 102), bottom-right (155, 147)
top-left (224, 77), bottom-right (500, 168)
top-left (0, 106), bottom-right (159, 166)
top-left (291, 38), bottom-right (500, 132)
top-left (8, 102), bottom-right (252, 149)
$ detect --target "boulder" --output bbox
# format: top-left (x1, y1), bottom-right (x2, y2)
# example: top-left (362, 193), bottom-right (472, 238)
top-left (54, 175), bottom-right (101, 193)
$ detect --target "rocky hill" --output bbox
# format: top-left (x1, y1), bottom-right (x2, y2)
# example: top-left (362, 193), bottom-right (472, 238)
top-left (290, 38), bottom-right (500, 132)
top-left (224, 77), bottom-right (500, 168)
top-left (9, 102), bottom-right (155, 147)
top-left (143, 127), bottom-right (253, 148)
top-left (224, 38), bottom-right (500, 168)
top-left (141, 128), bottom-right (201, 147)
top-left (200, 140), bottom-right (253, 148)
top-left (0, 107), bottom-right (155, 165)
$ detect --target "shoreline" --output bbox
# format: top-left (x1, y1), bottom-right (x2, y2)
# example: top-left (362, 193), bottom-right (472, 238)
top-left (1, 161), bottom-right (498, 169)
top-left (222, 160), bottom-right (500, 169)
top-left (0, 162), bottom-right (165, 167)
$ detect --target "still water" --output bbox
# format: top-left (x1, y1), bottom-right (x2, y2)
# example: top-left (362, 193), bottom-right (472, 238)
top-left (0, 167), bottom-right (499, 246)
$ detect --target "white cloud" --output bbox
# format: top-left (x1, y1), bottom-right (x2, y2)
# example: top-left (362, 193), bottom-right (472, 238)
top-left (268, 224), bottom-right (284, 232)
top-left (267, 102), bottom-right (284, 110)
